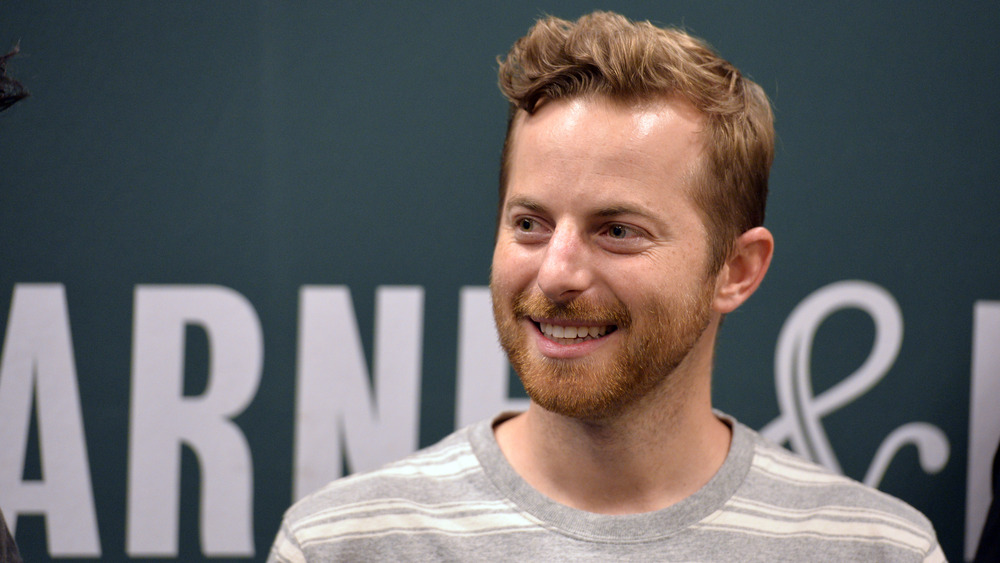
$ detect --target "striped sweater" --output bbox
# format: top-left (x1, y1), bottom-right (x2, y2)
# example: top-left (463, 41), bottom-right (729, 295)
top-left (269, 414), bottom-right (944, 562)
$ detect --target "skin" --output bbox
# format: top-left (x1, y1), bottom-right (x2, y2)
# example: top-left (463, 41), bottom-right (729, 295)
top-left (490, 95), bottom-right (774, 515)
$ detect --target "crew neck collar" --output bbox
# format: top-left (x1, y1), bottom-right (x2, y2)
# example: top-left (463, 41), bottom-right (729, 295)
top-left (468, 411), bottom-right (754, 542)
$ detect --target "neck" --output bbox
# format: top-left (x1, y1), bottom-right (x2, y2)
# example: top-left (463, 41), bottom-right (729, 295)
top-left (494, 321), bottom-right (731, 514)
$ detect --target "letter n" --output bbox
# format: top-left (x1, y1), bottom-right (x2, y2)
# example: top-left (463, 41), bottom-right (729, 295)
top-left (293, 286), bottom-right (423, 500)
top-left (966, 300), bottom-right (1000, 558)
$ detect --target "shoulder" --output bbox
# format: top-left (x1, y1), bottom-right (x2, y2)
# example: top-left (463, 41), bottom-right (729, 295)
top-left (268, 422), bottom-right (515, 562)
top-left (282, 426), bottom-right (483, 527)
top-left (726, 426), bottom-right (943, 561)
top-left (747, 433), bottom-right (930, 521)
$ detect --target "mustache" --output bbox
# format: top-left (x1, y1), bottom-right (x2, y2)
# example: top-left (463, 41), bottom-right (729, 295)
top-left (512, 292), bottom-right (632, 328)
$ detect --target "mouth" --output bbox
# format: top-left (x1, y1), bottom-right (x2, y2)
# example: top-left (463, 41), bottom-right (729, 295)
top-left (533, 320), bottom-right (618, 345)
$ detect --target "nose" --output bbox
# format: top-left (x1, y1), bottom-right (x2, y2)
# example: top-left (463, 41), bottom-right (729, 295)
top-left (536, 225), bottom-right (594, 303)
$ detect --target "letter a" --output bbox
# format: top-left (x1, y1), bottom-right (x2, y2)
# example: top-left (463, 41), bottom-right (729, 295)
top-left (0, 284), bottom-right (101, 556)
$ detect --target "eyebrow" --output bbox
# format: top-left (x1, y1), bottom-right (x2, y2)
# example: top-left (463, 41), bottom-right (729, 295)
top-left (505, 197), bottom-right (656, 221)
top-left (593, 204), bottom-right (651, 218)
top-left (504, 196), bottom-right (547, 214)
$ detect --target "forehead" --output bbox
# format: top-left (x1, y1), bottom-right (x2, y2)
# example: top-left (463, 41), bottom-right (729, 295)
top-left (505, 95), bottom-right (707, 209)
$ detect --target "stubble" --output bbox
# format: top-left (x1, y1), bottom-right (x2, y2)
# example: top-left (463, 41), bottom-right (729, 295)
top-left (492, 284), bottom-right (714, 421)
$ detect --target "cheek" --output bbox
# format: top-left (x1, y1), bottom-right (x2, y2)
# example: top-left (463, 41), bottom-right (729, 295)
top-left (491, 241), bottom-right (536, 290)
top-left (609, 254), bottom-right (707, 306)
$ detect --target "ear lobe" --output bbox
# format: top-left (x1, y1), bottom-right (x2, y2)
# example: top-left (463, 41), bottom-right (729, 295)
top-left (713, 227), bottom-right (774, 314)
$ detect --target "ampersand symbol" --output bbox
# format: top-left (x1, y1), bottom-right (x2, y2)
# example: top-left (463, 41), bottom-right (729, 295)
top-left (760, 280), bottom-right (949, 487)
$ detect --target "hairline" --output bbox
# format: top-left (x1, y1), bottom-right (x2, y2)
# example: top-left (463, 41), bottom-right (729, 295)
top-left (497, 93), bottom-right (731, 271)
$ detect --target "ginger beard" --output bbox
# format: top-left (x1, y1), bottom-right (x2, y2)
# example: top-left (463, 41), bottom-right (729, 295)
top-left (491, 279), bottom-right (715, 420)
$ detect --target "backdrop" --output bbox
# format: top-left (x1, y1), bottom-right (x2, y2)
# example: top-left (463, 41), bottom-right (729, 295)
top-left (1, 2), bottom-right (997, 562)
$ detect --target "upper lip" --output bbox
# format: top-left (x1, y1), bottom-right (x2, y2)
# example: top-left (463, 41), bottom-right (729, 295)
top-left (529, 316), bottom-right (614, 327)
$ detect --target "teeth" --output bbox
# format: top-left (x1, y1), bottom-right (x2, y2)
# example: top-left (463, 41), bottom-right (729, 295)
top-left (539, 322), bottom-right (609, 342)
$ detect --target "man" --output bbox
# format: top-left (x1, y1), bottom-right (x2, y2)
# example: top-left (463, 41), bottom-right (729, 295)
top-left (1, 44), bottom-right (29, 112)
top-left (0, 509), bottom-right (21, 563)
top-left (270, 12), bottom-right (943, 561)
top-left (0, 43), bottom-right (26, 563)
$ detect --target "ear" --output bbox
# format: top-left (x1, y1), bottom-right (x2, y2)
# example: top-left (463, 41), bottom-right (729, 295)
top-left (712, 227), bottom-right (774, 314)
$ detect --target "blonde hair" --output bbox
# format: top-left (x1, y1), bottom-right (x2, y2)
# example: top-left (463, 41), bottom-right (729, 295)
top-left (497, 11), bottom-right (774, 273)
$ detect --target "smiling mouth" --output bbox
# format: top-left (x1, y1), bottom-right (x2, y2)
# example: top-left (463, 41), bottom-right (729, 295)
top-left (535, 321), bottom-right (617, 344)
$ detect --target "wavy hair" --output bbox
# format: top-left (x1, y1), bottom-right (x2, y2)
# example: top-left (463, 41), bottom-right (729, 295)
top-left (497, 12), bottom-right (774, 273)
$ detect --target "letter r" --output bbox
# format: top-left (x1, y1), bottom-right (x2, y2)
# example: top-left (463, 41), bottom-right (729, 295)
top-left (126, 285), bottom-right (261, 556)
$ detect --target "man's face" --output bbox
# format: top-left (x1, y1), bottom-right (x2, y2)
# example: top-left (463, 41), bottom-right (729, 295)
top-left (490, 95), bottom-right (718, 420)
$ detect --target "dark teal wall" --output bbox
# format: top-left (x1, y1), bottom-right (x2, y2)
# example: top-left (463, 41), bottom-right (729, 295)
top-left (2, 2), bottom-right (997, 561)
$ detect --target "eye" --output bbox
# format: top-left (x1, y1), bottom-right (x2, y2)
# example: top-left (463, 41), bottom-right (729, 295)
top-left (511, 215), bottom-right (549, 243)
top-left (598, 222), bottom-right (652, 253)
top-left (607, 224), bottom-right (633, 239)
